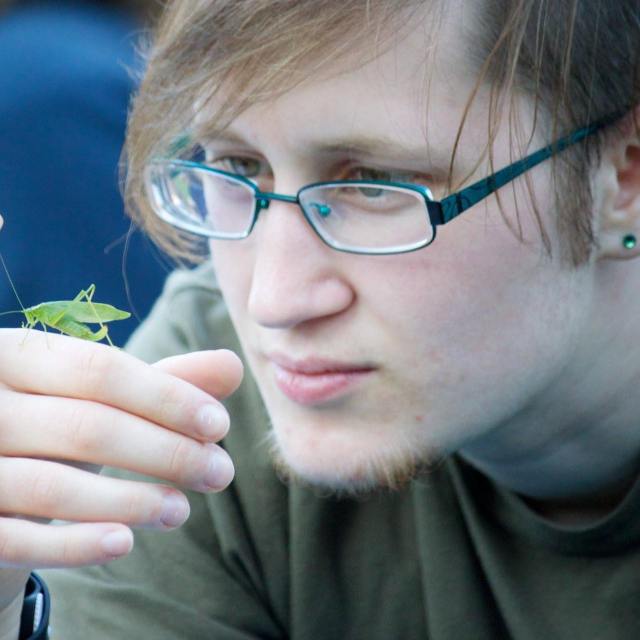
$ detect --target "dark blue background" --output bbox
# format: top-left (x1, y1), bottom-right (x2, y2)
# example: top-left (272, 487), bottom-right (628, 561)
top-left (0, 1), bottom-right (168, 345)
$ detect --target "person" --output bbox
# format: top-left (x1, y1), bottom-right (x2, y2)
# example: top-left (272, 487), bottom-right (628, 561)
top-left (0, 0), bottom-right (640, 637)
top-left (0, 0), bottom-right (166, 345)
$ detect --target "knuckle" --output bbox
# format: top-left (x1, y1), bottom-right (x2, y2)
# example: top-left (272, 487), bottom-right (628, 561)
top-left (0, 524), bottom-right (18, 564)
top-left (28, 468), bottom-right (64, 512)
top-left (64, 404), bottom-right (102, 456)
top-left (121, 489), bottom-right (153, 524)
top-left (76, 345), bottom-right (112, 396)
top-left (154, 382), bottom-right (185, 424)
top-left (58, 531), bottom-right (75, 566)
top-left (0, 459), bottom-right (14, 496)
top-left (166, 437), bottom-right (200, 485)
top-left (0, 459), bottom-right (31, 513)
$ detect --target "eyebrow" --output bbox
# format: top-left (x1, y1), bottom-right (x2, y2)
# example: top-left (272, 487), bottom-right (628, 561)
top-left (201, 129), bottom-right (450, 167)
top-left (316, 135), bottom-right (431, 161)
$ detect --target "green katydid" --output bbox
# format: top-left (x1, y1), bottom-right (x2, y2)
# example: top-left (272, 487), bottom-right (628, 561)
top-left (0, 253), bottom-right (131, 347)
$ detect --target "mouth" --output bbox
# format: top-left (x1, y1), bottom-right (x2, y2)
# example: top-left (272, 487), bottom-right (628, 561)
top-left (267, 353), bottom-right (377, 406)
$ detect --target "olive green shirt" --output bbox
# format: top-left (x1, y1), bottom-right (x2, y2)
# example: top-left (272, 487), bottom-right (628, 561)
top-left (44, 265), bottom-right (640, 639)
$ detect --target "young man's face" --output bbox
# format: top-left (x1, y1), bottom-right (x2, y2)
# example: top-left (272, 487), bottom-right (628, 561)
top-left (206, 9), bottom-right (596, 493)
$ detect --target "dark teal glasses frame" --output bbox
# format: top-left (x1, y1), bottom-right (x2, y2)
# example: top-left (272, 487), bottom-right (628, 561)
top-left (149, 112), bottom-right (621, 255)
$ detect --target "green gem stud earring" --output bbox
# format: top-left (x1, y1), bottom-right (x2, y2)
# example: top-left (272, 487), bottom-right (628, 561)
top-left (623, 234), bottom-right (637, 250)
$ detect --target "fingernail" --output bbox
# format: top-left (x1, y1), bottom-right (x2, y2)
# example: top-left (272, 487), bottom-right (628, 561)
top-left (100, 529), bottom-right (133, 557)
top-left (204, 447), bottom-right (235, 490)
top-left (160, 493), bottom-right (190, 528)
top-left (196, 404), bottom-right (230, 439)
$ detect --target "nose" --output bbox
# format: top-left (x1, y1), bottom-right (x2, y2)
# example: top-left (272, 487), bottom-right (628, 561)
top-left (247, 199), bottom-right (354, 329)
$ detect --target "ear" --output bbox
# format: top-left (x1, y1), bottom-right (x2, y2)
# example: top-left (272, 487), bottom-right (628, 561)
top-left (595, 109), bottom-right (640, 261)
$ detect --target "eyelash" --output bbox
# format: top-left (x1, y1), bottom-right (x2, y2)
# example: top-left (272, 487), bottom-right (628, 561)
top-left (204, 153), bottom-right (432, 185)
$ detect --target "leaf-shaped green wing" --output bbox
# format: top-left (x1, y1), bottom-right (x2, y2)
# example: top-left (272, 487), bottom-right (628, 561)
top-left (63, 301), bottom-right (131, 324)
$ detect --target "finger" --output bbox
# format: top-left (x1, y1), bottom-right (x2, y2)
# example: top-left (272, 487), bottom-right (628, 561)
top-left (153, 349), bottom-right (243, 399)
top-left (0, 519), bottom-right (134, 569)
top-left (0, 458), bottom-right (191, 529)
top-left (0, 330), bottom-right (234, 441)
top-left (0, 392), bottom-right (235, 492)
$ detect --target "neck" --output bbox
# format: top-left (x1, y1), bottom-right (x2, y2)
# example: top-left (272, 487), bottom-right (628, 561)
top-left (459, 258), bottom-right (640, 522)
top-left (459, 423), bottom-right (640, 526)
top-left (459, 415), bottom-right (640, 512)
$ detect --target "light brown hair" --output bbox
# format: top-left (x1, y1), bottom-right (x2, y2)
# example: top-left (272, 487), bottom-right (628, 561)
top-left (124, 0), bottom-right (640, 266)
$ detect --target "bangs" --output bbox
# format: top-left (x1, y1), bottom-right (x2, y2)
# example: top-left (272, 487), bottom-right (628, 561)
top-left (147, 1), bottom-right (430, 158)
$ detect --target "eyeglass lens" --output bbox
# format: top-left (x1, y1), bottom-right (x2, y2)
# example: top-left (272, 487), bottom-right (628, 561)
top-left (148, 162), bottom-right (435, 251)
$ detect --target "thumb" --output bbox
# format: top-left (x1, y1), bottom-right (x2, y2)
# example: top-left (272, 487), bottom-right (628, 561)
top-left (152, 349), bottom-right (244, 399)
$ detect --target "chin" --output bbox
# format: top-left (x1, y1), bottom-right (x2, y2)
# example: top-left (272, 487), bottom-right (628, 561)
top-left (262, 418), bottom-right (443, 498)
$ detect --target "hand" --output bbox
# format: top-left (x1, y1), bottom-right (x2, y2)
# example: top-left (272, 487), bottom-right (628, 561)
top-left (0, 329), bottom-right (242, 583)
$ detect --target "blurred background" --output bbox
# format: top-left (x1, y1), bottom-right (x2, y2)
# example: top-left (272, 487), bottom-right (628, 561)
top-left (0, 0), bottom-right (167, 345)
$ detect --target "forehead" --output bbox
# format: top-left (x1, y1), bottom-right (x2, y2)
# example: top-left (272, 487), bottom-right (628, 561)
top-left (196, 3), bottom-right (485, 162)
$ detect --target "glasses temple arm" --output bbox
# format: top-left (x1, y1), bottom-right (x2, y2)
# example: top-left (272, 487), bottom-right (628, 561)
top-left (431, 113), bottom-right (623, 225)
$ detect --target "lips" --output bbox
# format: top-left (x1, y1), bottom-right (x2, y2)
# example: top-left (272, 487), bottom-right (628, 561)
top-left (267, 353), bottom-right (376, 405)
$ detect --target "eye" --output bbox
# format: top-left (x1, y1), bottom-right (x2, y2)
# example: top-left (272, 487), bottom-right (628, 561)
top-left (341, 167), bottom-right (431, 198)
top-left (345, 166), bottom-right (430, 184)
top-left (350, 167), bottom-right (394, 182)
top-left (207, 155), bottom-right (265, 179)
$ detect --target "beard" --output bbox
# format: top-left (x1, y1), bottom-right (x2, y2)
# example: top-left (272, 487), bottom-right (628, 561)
top-left (261, 425), bottom-right (445, 499)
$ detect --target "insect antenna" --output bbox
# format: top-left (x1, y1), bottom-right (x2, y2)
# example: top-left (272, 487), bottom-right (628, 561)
top-left (0, 251), bottom-right (27, 312)
top-left (0, 251), bottom-right (40, 345)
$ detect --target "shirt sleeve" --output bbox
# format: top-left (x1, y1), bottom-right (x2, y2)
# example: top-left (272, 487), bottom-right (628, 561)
top-left (42, 266), bottom-right (289, 639)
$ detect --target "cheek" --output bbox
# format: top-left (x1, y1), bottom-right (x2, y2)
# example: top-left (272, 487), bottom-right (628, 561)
top-left (360, 201), bottom-right (591, 429)
top-left (209, 241), bottom-right (253, 317)
top-left (369, 210), bottom-right (536, 336)
top-left (382, 172), bottom-right (561, 339)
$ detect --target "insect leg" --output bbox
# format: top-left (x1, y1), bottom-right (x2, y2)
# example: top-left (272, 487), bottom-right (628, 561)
top-left (39, 319), bottom-right (52, 349)
top-left (55, 316), bottom-right (108, 342)
top-left (71, 285), bottom-right (94, 303)
top-left (19, 317), bottom-right (38, 347)
top-left (75, 285), bottom-right (114, 346)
